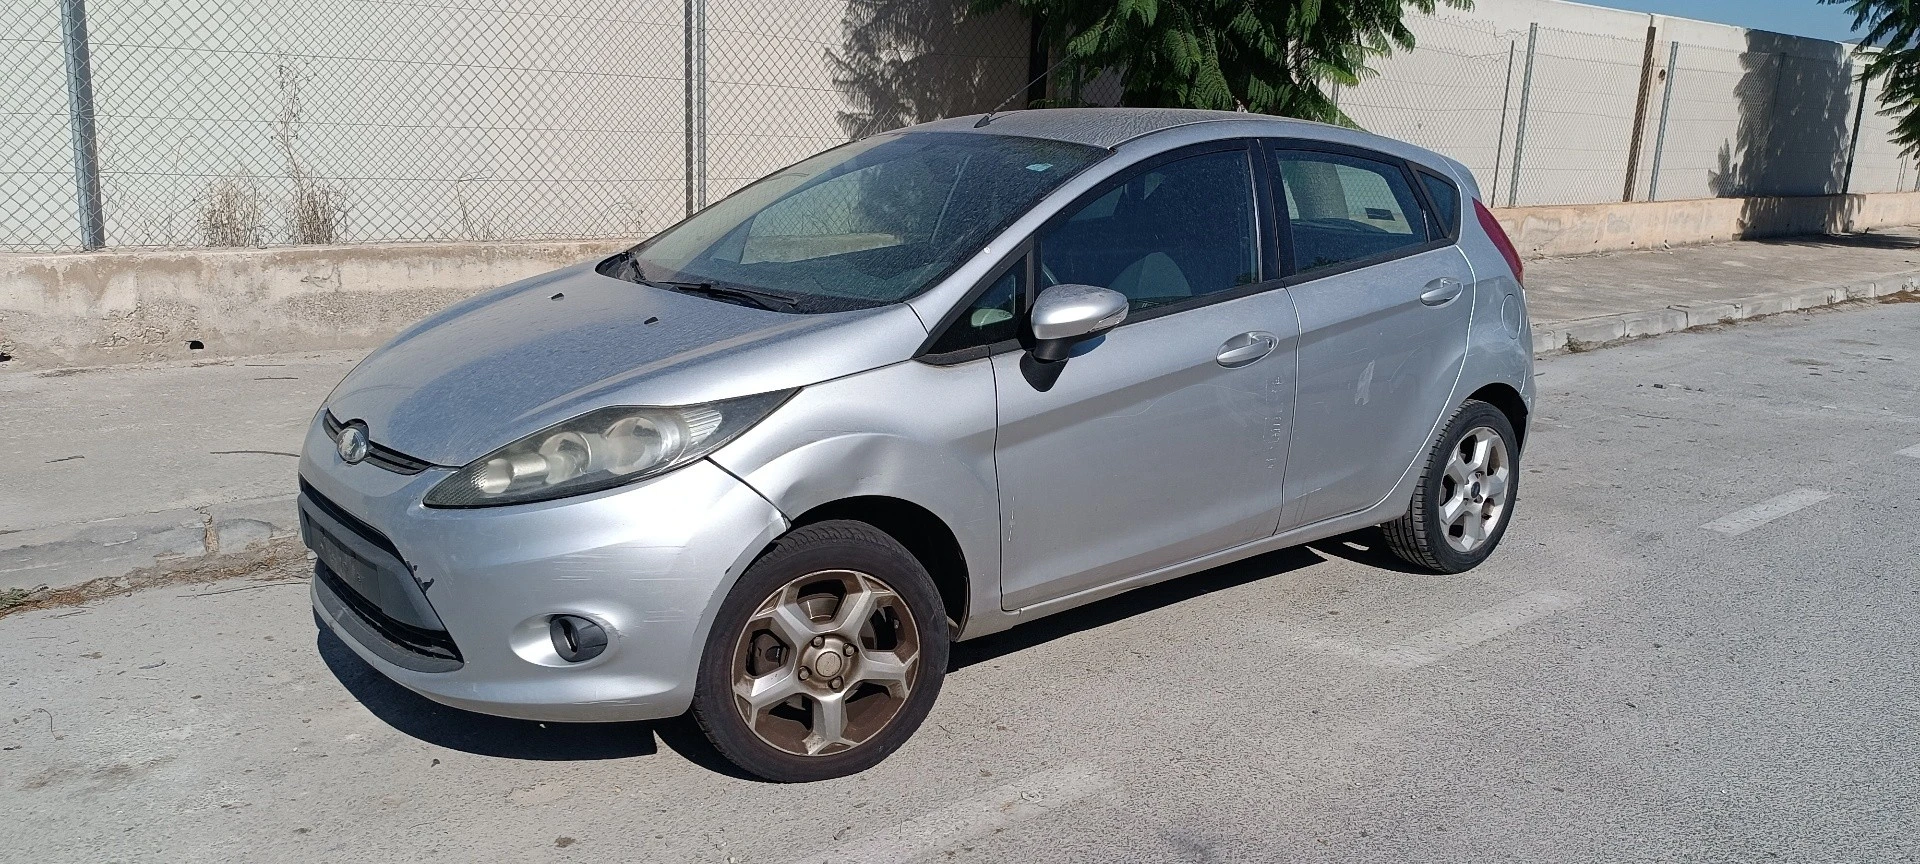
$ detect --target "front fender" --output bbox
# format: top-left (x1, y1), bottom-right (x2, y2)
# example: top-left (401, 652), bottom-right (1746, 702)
top-left (707, 359), bottom-right (1002, 637)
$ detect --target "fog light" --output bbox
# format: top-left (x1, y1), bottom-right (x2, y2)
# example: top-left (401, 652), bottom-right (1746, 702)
top-left (549, 615), bottom-right (608, 663)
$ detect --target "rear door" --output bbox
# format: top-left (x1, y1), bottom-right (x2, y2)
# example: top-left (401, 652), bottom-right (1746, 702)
top-left (1267, 142), bottom-right (1475, 530)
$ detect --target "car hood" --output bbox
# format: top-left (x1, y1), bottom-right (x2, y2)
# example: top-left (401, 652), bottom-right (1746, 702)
top-left (324, 261), bottom-right (927, 466)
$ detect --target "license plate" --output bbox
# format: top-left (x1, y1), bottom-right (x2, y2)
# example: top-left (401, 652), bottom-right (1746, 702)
top-left (303, 512), bottom-right (392, 607)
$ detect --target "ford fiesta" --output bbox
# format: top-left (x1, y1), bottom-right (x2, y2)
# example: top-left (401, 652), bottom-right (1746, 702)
top-left (301, 108), bottom-right (1534, 782)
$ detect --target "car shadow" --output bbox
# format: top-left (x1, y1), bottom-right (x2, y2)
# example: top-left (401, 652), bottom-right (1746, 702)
top-left (1302, 525), bottom-right (1437, 575)
top-left (316, 623), bottom-right (755, 777)
top-left (948, 544), bottom-right (1327, 671)
top-left (321, 539), bottom-right (1360, 772)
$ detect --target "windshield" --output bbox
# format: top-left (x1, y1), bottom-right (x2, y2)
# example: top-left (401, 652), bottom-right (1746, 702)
top-left (603, 132), bottom-right (1106, 312)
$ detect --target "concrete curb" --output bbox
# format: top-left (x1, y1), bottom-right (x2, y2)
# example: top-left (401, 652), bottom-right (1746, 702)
top-left (0, 494), bottom-right (299, 594)
top-left (1531, 271), bottom-right (1920, 356)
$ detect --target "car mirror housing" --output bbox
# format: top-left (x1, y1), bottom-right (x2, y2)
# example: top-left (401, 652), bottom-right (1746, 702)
top-left (1028, 284), bottom-right (1128, 362)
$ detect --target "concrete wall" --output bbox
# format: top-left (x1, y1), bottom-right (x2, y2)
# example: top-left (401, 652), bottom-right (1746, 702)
top-left (1497, 191), bottom-right (1920, 258)
top-left (0, 240), bottom-right (627, 369)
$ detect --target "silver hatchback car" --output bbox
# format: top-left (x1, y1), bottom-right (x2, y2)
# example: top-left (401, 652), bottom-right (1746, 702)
top-left (302, 108), bottom-right (1534, 782)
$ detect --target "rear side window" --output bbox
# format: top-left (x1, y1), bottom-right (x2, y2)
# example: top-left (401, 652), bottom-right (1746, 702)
top-left (1272, 150), bottom-right (1430, 274)
top-left (1419, 172), bottom-right (1461, 240)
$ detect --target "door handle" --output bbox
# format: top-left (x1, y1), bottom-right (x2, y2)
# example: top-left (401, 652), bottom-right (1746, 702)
top-left (1420, 277), bottom-right (1465, 306)
top-left (1217, 331), bottom-right (1278, 368)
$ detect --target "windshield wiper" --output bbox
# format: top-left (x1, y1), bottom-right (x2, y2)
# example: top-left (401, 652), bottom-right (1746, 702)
top-left (646, 279), bottom-right (799, 311)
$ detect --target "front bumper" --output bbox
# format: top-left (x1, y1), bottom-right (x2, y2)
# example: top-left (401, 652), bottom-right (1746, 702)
top-left (300, 415), bottom-right (788, 722)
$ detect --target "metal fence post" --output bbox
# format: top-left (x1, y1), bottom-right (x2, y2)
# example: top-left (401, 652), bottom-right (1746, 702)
top-left (1843, 59), bottom-right (1868, 195)
top-left (1490, 40), bottom-right (1517, 197)
top-left (1649, 41), bottom-right (1680, 202)
top-left (1025, 11), bottom-right (1048, 108)
top-left (1508, 24), bottom-right (1538, 208)
top-left (1622, 23), bottom-right (1659, 202)
top-left (683, 0), bottom-right (707, 217)
top-left (59, 0), bottom-right (106, 250)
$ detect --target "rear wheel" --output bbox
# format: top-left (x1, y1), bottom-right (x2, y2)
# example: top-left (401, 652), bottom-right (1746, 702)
top-left (1382, 400), bottom-right (1520, 573)
top-left (691, 520), bottom-right (948, 782)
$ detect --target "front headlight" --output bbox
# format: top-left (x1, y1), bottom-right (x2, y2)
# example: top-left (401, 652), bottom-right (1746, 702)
top-left (424, 390), bottom-right (794, 508)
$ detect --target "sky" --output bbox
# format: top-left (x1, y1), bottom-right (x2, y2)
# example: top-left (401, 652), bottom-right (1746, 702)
top-left (1581, 0), bottom-right (1865, 42)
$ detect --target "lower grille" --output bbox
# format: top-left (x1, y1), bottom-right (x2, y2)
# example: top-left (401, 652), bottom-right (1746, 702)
top-left (314, 560), bottom-right (462, 664)
top-left (299, 480), bottom-right (463, 670)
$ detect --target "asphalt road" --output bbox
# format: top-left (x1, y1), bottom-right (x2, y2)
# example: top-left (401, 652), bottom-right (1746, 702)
top-left (3, 300), bottom-right (1918, 863)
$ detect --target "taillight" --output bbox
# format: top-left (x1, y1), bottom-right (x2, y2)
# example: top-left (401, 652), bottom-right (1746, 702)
top-left (1475, 199), bottom-right (1523, 286)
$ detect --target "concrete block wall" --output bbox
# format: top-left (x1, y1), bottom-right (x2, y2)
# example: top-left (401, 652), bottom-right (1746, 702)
top-left (1343, 0), bottom-right (1886, 207)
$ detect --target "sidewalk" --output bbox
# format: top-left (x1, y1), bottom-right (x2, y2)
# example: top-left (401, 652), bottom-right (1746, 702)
top-left (5, 229), bottom-right (1920, 596)
top-left (1526, 229), bottom-right (1920, 352)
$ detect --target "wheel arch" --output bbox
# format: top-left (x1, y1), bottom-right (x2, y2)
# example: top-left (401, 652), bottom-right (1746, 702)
top-left (1466, 381), bottom-right (1530, 447)
top-left (788, 496), bottom-right (971, 636)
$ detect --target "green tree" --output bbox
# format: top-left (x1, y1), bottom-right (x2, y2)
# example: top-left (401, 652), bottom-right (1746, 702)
top-left (1827, 0), bottom-right (1920, 155)
top-left (974, 0), bottom-right (1470, 124)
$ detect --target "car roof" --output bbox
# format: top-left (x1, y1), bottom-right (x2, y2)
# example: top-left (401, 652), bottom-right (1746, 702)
top-left (905, 107), bottom-right (1342, 150)
top-left (902, 107), bottom-right (1479, 198)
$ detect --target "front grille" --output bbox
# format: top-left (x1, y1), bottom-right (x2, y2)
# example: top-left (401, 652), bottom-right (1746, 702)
top-left (314, 561), bottom-right (463, 664)
top-left (322, 412), bottom-right (437, 475)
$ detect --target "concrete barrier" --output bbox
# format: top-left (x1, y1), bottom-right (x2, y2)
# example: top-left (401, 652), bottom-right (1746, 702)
top-left (1495, 191), bottom-right (1920, 258)
top-left (0, 239), bottom-right (629, 369)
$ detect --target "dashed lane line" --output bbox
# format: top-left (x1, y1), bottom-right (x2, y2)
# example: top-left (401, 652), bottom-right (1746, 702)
top-left (1371, 589), bottom-right (1585, 669)
top-left (1701, 489), bottom-right (1833, 536)
top-left (799, 765), bottom-right (1115, 864)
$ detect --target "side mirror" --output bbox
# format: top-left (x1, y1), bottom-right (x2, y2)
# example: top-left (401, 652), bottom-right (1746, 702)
top-left (1028, 284), bottom-right (1128, 362)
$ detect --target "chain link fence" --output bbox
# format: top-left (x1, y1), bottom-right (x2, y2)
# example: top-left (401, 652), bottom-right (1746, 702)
top-left (4, 1), bottom-right (1917, 252)
top-left (1340, 15), bottom-right (1515, 196)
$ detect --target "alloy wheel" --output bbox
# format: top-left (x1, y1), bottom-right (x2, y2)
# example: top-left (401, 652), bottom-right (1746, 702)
top-left (1440, 426), bottom-right (1511, 553)
top-left (729, 569), bottom-right (921, 757)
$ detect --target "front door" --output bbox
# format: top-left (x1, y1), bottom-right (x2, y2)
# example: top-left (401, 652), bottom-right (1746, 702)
top-left (1267, 144), bottom-right (1476, 529)
top-left (992, 144), bottom-right (1300, 610)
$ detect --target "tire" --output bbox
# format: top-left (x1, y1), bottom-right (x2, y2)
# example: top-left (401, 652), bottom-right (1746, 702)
top-left (691, 520), bottom-right (949, 782)
top-left (1382, 399), bottom-right (1521, 574)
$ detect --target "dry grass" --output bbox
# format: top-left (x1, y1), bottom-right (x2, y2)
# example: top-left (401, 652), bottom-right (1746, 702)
top-left (288, 174), bottom-right (344, 244)
top-left (198, 176), bottom-right (265, 247)
top-left (0, 539), bottom-right (309, 621)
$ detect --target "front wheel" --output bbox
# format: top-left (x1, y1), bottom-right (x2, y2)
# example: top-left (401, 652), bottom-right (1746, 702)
top-left (1382, 399), bottom-right (1520, 573)
top-left (691, 520), bottom-right (949, 782)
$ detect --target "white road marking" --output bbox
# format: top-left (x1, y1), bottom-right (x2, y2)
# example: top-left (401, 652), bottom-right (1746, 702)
top-left (801, 765), bottom-right (1114, 864)
top-left (1701, 489), bottom-right (1833, 536)
top-left (1899, 443), bottom-right (1920, 459)
top-left (1372, 590), bottom-right (1584, 669)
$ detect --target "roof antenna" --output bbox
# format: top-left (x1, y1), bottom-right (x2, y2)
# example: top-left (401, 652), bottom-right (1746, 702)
top-left (975, 53), bottom-right (1075, 128)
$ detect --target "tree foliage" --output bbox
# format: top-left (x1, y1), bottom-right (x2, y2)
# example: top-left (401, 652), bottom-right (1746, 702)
top-left (972, 0), bottom-right (1470, 124)
top-left (1827, 0), bottom-right (1920, 156)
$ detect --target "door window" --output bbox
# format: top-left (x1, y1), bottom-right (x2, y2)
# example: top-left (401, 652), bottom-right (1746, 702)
top-left (1273, 150), bottom-right (1431, 273)
top-left (1038, 149), bottom-right (1259, 313)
